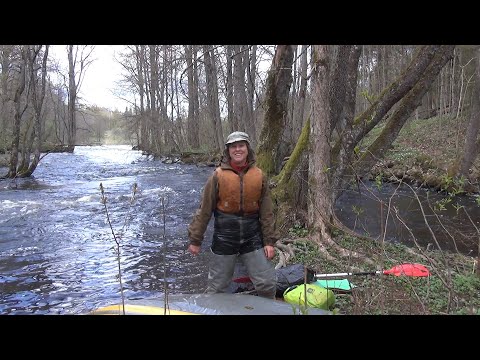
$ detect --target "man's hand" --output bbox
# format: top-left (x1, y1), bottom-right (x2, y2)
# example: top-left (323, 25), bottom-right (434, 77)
top-left (188, 244), bottom-right (201, 256)
top-left (264, 245), bottom-right (275, 260)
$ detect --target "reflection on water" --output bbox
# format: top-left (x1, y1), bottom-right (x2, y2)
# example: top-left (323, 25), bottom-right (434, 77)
top-left (335, 182), bottom-right (480, 257)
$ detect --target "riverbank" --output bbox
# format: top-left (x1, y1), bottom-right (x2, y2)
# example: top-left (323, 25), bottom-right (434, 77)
top-left (366, 115), bottom-right (480, 194)
top-left (2, 116), bottom-right (479, 314)
top-left (0, 154), bottom-right (8, 167)
top-left (303, 115), bottom-right (480, 314)
top-left (285, 229), bottom-right (479, 315)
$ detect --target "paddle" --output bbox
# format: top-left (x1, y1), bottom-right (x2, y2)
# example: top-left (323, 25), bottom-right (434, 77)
top-left (233, 263), bottom-right (430, 283)
top-left (314, 263), bottom-right (430, 279)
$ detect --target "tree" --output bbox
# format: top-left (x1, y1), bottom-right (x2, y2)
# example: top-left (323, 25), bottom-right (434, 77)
top-left (185, 45), bottom-right (200, 149)
top-left (67, 45), bottom-right (94, 148)
top-left (17, 45), bottom-right (49, 177)
top-left (263, 45), bottom-right (455, 258)
top-left (307, 45), bottom-right (455, 254)
top-left (256, 45), bottom-right (295, 176)
top-left (7, 46), bottom-right (27, 178)
top-left (458, 46), bottom-right (480, 179)
top-left (203, 45), bottom-right (224, 152)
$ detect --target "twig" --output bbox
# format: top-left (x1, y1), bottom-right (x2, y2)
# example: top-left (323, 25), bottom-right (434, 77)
top-left (161, 195), bottom-right (170, 315)
top-left (99, 182), bottom-right (138, 315)
top-left (100, 182), bottom-right (126, 315)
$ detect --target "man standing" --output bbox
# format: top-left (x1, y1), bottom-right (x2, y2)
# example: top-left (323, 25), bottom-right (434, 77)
top-left (187, 131), bottom-right (278, 299)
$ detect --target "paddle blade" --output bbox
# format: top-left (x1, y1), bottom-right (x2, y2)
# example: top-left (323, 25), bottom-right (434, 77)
top-left (232, 276), bottom-right (252, 283)
top-left (383, 263), bottom-right (430, 277)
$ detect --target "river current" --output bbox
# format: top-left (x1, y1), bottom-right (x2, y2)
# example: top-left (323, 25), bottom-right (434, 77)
top-left (0, 145), bottom-right (213, 314)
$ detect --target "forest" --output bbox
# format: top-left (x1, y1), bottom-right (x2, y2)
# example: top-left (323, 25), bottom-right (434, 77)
top-left (1, 45), bottom-right (479, 314)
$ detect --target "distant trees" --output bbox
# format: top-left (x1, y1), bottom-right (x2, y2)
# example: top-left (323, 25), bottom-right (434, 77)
top-left (2, 43), bottom-right (479, 206)
top-left (118, 45), bottom-right (274, 155)
top-left (67, 45), bottom-right (95, 148)
top-left (0, 45), bottom-right (126, 179)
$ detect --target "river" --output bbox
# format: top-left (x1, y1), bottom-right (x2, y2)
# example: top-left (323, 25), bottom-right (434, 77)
top-left (0, 145), bottom-right (478, 314)
top-left (0, 145), bottom-right (213, 314)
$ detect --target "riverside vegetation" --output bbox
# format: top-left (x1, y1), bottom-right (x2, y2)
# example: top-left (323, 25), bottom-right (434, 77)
top-left (181, 114), bottom-right (480, 315)
top-left (2, 116), bottom-right (479, 315)
top-left (279, 114), bottom-right (480, 315)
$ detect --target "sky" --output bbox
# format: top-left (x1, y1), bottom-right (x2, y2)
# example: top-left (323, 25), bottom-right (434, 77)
top-left (50, 45), bottom-right (127, 111)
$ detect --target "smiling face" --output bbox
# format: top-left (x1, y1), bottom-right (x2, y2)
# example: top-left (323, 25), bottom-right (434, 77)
top-left (228, 141), bottom-right (248, 166)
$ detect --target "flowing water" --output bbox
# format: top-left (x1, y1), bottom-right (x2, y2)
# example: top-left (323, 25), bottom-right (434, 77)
top-left (0, 145), bottom-right (478, 314)
top-left (335, 181), bottom-right (480, 257)
top-left (0, 145), bottom-right (213, 314)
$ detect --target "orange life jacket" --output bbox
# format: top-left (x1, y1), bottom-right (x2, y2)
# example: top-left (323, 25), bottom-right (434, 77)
top-left (215, 166), bottom-right (263, 215)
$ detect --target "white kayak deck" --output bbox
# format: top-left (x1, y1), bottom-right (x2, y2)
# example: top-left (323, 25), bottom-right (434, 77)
top-left (91, 293), bottom-right (332, 315)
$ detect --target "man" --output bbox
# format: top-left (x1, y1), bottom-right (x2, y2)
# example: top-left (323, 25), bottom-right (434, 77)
top-left (187, 131), bottom-right (278, 298)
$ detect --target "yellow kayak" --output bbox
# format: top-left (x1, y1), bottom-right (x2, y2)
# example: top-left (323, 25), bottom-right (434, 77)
top-left (91, 304), bottom-right (198, 315)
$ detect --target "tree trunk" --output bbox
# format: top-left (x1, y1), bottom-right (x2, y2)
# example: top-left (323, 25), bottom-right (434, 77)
top-left (19, 46), bottom-right (49, 178)
top-left (256, 45), bottom-right (294, 176)
top-left (0, 45), bottom-right (13, 149)
top-left (135, 45), bottom-right (147, 150)
top-left (308, 45), bottom-right (334, 236)
top-left (459, 46), bottom-right (480, 178)
top-left (247, 45), bottom-right (257, 142)
top-left (354, 45), bottom-right (455, 177)
top-left (185, 45), bottom-right (199, 149)
top-left (233, 45), bottom-right (251, 139)
top-left (148, 45), bottom-right (161, 154)
top-left (7, 46), bottom-right (27, 179)
top-left (226, 45), bottom-right (235, 133)
top-left (203, 45), bottom-right (223, 152)
top-left (67, 45), bottom-right (77, 147)
top-left (292, 45), bottom-right (308, 142)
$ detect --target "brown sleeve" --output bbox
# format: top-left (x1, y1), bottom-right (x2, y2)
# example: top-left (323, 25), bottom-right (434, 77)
top-left (259, 174), bottom-right (279, 246)
top-left (187, 172), bottom-right (217, 246)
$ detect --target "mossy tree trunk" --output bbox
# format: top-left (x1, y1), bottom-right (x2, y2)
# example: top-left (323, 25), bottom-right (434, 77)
top-left (327, 45), bottom-right (455, 201)
top-left (256, 45), bottom-right (295, 177)
top-left (272, 117), bottom-right (310, 229)
top-left (353, 46), bottom-right (455, 177)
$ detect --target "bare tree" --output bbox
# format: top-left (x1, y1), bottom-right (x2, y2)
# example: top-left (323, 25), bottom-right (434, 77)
top-left (7, 46), bottom-right (27, 178)
top-left (225, 45), bottom-right (235, 134)
top-left (67, 45), bottom-right (94, 148)
top-left (0, 45), bottom-right (14, 150)
top-left (17, 45), bottom-right (49, 177)
top-left (203, 45), bottom-right (223, 152)
top-left (185, 45), bottom-right (200, 149)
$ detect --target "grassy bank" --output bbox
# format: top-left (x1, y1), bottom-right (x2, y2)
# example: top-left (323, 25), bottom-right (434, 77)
top-left (285, 115), bottom-right (480, 315)
top-left (285, 232), bottom-right (479, 315)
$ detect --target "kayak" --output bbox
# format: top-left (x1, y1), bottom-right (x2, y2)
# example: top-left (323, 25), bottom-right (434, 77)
top-left (91, 304), bottom-right (198, 315)
top-left (90, 293), bottom-right (332, 315)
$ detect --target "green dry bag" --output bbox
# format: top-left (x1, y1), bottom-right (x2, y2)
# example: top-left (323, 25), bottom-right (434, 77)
top-left (283, 283), bottom-right (335, 310)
